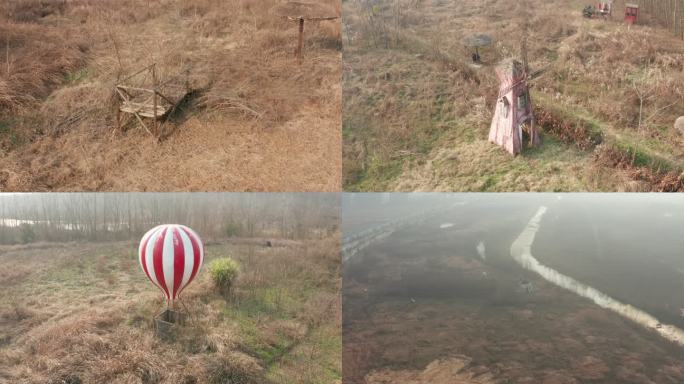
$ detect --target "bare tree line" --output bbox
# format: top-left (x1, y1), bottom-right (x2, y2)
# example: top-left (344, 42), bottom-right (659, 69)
top-left (0, 193), bottom-right (339, 244)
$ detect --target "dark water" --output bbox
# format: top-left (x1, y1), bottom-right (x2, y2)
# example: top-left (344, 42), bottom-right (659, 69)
top-left (344, 192), bottom-right (684, 335)
top-left (532, 194), bottom-right (684, 330)
top-left (343, 193), bottom-right (684, 383)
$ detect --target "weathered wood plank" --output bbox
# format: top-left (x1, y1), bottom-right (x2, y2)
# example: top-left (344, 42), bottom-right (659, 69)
top-left (115, 64), bottom-right (190, 138)
top-left (120, 102), bottom-right (170, 119)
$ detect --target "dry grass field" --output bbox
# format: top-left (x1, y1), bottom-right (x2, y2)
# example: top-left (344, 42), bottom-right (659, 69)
top-left (343, 0), bottom-right (684, 191)
top-left (0, 0), bottom-right (341, 191)
top-left (0, 238), bottom-right (341, 383)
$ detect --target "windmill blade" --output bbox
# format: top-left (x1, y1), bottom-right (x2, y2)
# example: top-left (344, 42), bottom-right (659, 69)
top-left (519, 0), bottom-right (530, 75)
top-left (496, 66), bottom-right (549, 97)
top-left (528, 67), bottom-right (548, 80)
top-left (498, 77), bottom-right (526, 97)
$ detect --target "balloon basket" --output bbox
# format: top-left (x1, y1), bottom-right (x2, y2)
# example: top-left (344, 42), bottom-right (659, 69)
top-left (154, 309), bottom-right (186, 339)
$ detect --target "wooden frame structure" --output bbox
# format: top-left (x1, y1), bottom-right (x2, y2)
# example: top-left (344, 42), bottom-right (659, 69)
top-left (289, 14), bottom-right (339, 62)
top-left (115, 64), bottom-right (190, 140)
top-left (272, 2), bottom-right (340, 63)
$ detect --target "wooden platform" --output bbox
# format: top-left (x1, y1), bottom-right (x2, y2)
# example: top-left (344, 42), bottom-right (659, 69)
top-left (115, 64), bottom-right (190, 140)
top-left (119, 101), bottom-right (171, 119)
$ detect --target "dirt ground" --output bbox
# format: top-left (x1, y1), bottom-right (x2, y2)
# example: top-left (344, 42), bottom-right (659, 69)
top-left (0, 0), bottom-right (341, 191)
top-left (342, 0), bottom-right (684, 191)
top-left (343, 226), bottom-right (684, 383)
top-left (0, 238), bottom-right (341, 383)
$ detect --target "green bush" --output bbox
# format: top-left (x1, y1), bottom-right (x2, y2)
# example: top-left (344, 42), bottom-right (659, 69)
top-left (224, 222), bottom-right (241, 237)
top-left (19, 223), bottom-right (36, 244)
top-left (209, 257), bottom-right (239, 295)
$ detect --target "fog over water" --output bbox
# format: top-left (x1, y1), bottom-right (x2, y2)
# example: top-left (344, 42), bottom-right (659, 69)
top-left (512, 205), bottom-right (684, 346)
top-left (343, 193), bottom-right (684, 339)
top-left (343, 193), bottom-right (684, 383)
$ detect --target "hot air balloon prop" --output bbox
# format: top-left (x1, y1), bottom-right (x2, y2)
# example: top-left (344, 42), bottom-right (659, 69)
top-left (139, 224), bottom-right (204, 333)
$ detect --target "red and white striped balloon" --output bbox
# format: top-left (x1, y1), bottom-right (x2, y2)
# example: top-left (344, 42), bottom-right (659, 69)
top-left (138, 224), bottom-right (204, 306)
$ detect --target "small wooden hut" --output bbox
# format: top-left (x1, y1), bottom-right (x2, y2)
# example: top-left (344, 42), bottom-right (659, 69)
top-left (625, 3), bottom-right (639, 24)
top-left (488, 59), bottom-right (540, 155)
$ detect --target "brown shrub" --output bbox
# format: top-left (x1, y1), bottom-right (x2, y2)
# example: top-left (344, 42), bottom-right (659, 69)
top-left (535, 106), bottom-right (602, 150)
top-left (593, 144), bottom-right (684, 192)
top-left (39, 82), bottom-right (114, 136)
top-left (5, 0), bottom-right (68, 23)
top-left (0, 20), bottom-right (88, 114)
top-left (203, 353), bottom-right (266, 384)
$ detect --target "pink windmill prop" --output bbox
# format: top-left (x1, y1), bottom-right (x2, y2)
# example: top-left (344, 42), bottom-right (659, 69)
top-left (489, 40), bottom-right (545, 155)
top-left (139, 224), bottom-right (204, 335)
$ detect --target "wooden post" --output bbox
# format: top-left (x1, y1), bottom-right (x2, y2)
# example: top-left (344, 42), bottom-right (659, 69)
top-left (297, 17), bottom-right (305, 63)
top-left (152, 65), bottom-right (158, 135)
top-left (5, 36), bottom-right (9, 77)
top-left (185, 69), bottom-right (190, 93)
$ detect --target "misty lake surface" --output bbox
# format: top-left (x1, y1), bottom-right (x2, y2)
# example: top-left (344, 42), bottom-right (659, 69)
top-left (344, 193), bottom-right (684, 339)
top-left (342, 194), bottom-right (684, 382)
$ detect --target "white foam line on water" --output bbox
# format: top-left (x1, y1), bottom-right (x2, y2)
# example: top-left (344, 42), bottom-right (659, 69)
top-left (477, 241), bottom-right (486, 260)
top-left (511, 206), bottom-right (684, 347)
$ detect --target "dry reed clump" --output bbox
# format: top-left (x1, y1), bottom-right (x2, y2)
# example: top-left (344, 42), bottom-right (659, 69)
top-left (197, 49), bottom-right (336, 125)
top-left (2, 282), bottom-right (265, 384)
top-left (298, 290), bottom-right (338, 327)
top-left (7, 309), bottom-right (165, 383)
top-left (202, 353), bottom-right (266, 384)
top-left (178, 0), bottom-right (214, 18)
top-left (39, 82), bottom-right (114, 137)
top-left (233, 245), bottom-right (304, 290)
top-left (4, 0), bottom-right (69, 23)
top-left (0, 19), bottom-right (88, 115)
top-left (196, 0), bottom-right (341, 125)
top-left (0, 300), bottom-right (36, 322)
top-left (534, 106), bottom-right (601, 150)
top-left (543, 26), bottom-right (684, 131)
top-left (593, 143), bottom-right (684, 192)
top-left (231, 237), bottom-right (340, 292)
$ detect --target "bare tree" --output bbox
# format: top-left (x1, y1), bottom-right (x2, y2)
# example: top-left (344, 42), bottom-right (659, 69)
top-left (0, 193), bottom-right (339, 245)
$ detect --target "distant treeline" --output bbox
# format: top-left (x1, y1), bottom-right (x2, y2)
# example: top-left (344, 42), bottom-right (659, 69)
top-left (617, 0), bottom-right (684, 38)
top-left (0, 193), bottom-right (339, 245)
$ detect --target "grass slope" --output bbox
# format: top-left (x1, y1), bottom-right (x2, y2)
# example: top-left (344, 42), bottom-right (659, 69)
top-left (0, 238), bottom-right (341, 383)
top-left (0, 0), bottom-right (341, 191)
top-left (343, 0), bottom-right (684, 191)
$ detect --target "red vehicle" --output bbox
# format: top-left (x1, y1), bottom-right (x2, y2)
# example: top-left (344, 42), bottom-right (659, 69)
top-left (625, 3), bottom-right (639, 24)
